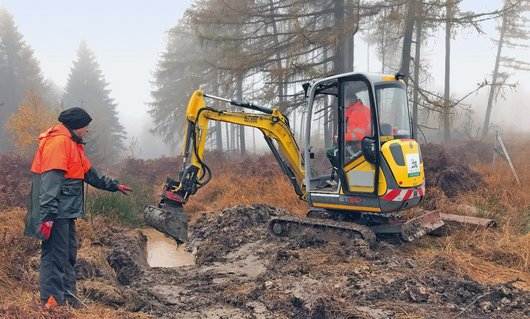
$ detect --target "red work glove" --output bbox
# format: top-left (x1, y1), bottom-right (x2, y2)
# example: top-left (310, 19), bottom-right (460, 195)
top-left (117, 184), bottom-right (133, 195)
top-left (38, 221), bottom-right (54, 240)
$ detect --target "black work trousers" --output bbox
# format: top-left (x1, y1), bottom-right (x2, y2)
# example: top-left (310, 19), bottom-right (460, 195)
top-left (40, 218), bottom-right (78, 305)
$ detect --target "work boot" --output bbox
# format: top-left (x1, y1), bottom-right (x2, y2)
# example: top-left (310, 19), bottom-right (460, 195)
top-left (43, 295), bottom-right (60, 309)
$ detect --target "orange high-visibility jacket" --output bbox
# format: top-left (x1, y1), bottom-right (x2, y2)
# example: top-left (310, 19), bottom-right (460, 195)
top-left (25, 124), bottom-right (120, 239)
top-left (345, 100), bottom-right (371, 142)
top-left (31, 124), bottom-right (91, 178)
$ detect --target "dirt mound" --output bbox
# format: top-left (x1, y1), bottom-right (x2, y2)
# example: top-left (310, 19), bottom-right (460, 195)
top-left (361, 254), bottom-right (530, 317)
top-left (422, 143), bottom-right (484, 198)
top-left (446, 140), bottom-right (493, 165)
top-left (0, 155), bottom-right (31, 210)
top-left (188, 204), bottom-right (288, 265)
top-left (98, 228), bottom-right (148, 285)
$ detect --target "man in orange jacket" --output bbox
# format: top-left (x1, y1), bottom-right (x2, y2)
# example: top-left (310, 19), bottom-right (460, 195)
top-left (24, 107), bottom-right (132, 308)
top-left (344, 94), bottom-right (371, 143)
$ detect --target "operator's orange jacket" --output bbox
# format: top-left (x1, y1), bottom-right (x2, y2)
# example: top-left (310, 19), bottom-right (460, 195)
top-left (345, 100), bottom-right (371, 142)
top-left (31, 123), bottom-right (91, 178)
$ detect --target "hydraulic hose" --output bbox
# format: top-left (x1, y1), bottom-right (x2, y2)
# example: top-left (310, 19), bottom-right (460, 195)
top-left (191, 107), bottom-right (213, 187)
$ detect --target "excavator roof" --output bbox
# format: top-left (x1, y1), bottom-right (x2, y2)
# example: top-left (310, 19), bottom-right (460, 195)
top-left (304, 72), bottom-right (405, 97)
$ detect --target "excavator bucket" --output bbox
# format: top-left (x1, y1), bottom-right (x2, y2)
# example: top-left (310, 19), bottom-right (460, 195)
top-left (144, 204), bottom-right (189, 244)
top-left (400, 210), bottom-right (445, 242)
top-left (370, 210), bottom-right (445, 242)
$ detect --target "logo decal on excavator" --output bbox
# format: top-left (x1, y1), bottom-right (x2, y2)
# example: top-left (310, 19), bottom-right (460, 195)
top-left (339, 196), bottom-right (362, 204)
top-left (244, 115), bottom-right (258, 123)
top-left (406, 153), bottom-right (420, 177)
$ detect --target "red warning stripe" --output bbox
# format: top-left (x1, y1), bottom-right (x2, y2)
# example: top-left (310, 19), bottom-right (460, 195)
top-left (383, 189), bottom-right (401, 200)
top-left (402, 189), bottom-right (413, 201)
top-left (383, 184), bottom-right (425, 202)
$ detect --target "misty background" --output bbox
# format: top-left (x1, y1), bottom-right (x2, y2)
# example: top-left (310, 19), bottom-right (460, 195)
top-left (0, 0), bottom-right (529, 162)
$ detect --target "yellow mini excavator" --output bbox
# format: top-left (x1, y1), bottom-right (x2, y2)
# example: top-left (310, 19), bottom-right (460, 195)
top-left (144, 72), bottom-right (446, 246)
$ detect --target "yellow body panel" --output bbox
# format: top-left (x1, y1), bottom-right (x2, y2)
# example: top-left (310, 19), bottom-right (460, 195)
top-left (381, 140), bottom-right (424, 188)
top-left (344, 159), bottom-right (388, 196)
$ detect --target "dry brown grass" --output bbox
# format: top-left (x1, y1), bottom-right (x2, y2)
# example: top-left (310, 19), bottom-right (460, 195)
top-left (432, 229), bottom-right (530, 290)
top-left (0, 209), bottom-right (39, 301)
top-left (185, 153), bottom-right (309, 221)
top-left (0, 209), bottom-right (150, 318)
top-left (420, 136), bottom-right (530, 289)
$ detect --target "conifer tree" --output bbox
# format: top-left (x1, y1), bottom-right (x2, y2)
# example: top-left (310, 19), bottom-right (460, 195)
top-left (482, 0), bottom-right (530, 138)
top-left (62, 41), bottom-right (126, 165)
top-left (149, 23), bottom-right (221, 148)
top-left (0, 7), bottom-right (47, 152)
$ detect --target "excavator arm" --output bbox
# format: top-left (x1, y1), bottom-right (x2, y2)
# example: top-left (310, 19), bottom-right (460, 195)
top-left (178, 90), bottom-right (305, 199)
top-left (144, 90), bottom-right (306, 243)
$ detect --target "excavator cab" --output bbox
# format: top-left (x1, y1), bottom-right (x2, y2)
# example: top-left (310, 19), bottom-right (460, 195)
top-left (303, 73), bottom-right (429, 229)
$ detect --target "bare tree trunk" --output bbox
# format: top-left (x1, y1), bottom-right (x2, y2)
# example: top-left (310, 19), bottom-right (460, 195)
top-left (323, 49), bottom-right (332, 149)
top-left (252, 127), bottom-right (256, 153)
top-left (345, 0), bottom-right (354, 72)
top-left (482, 12), bottom-right (507, 139)
top-left (332, 0), bottom-right (346, 140)
top-left (237, 72), bottom-right (246, 155)
top-left (269, 0), bottom-right (285, 106)
top-left (334, 0), bottom-right (346, 74)
top-left (380, 8), bottom-right (386, 74)
top-left (399, 0), bottom-right (416, 84)
top-left (226, 123), bottom-right (230, 151)
top-left (443, 0), bottom-right (452, 143)
top-left (213, 70), bottom-right (223, 151)
top-left (412, 2), bottom-right (423, 138)
top-left (292, 111), bottom-right (297, 136)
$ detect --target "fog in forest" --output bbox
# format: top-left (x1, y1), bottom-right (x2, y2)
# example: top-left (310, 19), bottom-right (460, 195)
top-left (0, 0), bottom-right (528, 161)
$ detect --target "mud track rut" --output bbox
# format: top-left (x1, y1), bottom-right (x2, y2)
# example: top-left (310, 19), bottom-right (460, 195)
top-left (85, 204), bottom-right (529, 319)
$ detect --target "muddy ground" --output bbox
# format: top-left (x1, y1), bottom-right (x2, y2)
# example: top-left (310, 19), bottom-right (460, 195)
top-left (76, 204), bottom-right (529, 319)
top-left (2, 143), bottom-right (527, 318)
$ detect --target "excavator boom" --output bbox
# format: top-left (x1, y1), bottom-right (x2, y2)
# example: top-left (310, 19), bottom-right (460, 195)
top-left (144, 90), bottom-right (307, 243)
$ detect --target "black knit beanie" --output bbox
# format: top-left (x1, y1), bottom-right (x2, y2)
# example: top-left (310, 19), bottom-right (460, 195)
top-left (58, 107), bottom-right (92, 129)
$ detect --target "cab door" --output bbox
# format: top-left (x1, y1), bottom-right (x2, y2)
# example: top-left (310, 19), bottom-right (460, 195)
top-left (337, 77), bottom-right (379, 196)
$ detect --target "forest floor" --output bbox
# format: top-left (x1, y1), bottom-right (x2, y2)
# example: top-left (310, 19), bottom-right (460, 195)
top-left (0, 135), bottom-right (529, 318)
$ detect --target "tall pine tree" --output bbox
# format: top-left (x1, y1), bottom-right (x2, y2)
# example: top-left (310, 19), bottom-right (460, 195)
top-left (62, 41), bottom-right (126, 165)
top-left (149, 23), bottom-right (220, 148)
top-left (0, 7), bottom-right (47, 152)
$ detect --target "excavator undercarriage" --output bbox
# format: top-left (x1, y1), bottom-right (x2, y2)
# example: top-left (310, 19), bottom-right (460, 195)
top-left (145, 202), bottom-right (494, 246)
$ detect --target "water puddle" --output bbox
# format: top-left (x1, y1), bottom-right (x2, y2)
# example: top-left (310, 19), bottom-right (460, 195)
top-left (142, 228), bottom-right (195, 267)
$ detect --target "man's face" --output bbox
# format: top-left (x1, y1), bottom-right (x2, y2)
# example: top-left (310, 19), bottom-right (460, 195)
top-left (73, 125), bottom-right (89, 138)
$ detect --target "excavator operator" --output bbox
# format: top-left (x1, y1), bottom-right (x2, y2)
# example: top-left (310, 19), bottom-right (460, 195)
top-left (344, 93), bottom-right (371, 144)
top-left (326, 91), bottom-right (371, 185)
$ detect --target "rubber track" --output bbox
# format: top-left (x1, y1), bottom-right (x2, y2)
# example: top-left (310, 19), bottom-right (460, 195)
top-left (269, 215), bottom-right (376, 247)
